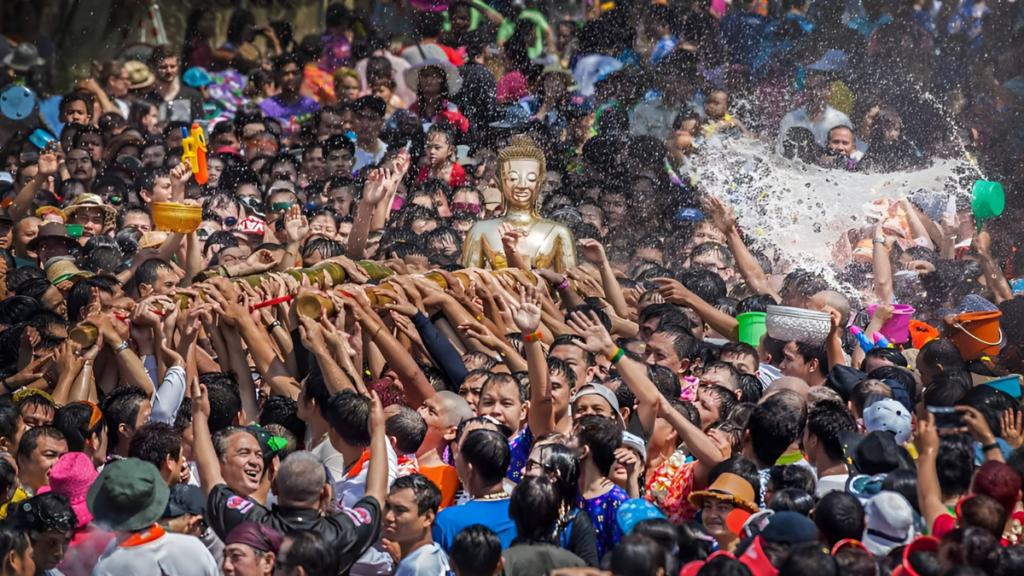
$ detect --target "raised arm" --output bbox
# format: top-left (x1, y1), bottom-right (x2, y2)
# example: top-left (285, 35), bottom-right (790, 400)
top-left (914, 404), bottom-right (948, 530)
top-left (192, 381), bottom-right (226, 497)
top-left (578, 240), bottom-right (631, 321)
top-left (10, 152), bottom-right (58, 222)
top-left (567, 310), bottom-right (659, 436)
top-left (972, 229), bottom-right (1012, 304)
top-left (655, 278), bottom-right (739, 341)
top-left (873, 225), bottom-right (893, 304)
top-left (345, 287), bottom-right (435, 410)
top-left (703, 193), bottom-right (780, 301)
top-left (514, 285), bottom-right (557, 438)
top-left (363, 391), bottom-right (389, 507)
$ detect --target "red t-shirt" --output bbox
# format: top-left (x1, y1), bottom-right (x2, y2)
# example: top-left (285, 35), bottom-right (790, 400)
top-left (417, 162), bottom-right (466, 189)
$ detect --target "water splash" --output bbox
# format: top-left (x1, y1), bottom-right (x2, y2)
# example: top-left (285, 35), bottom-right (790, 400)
top-left (690, 138), bottom-right (977, 293)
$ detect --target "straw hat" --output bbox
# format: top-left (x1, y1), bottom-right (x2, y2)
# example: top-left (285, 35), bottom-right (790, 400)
top-left (124, 60), bottom-right (154, 90)
top-left (63, 194), bottom-right (117, 230)
top-left (45, 258), bottom-right (95, 285)
top-left (688, 472), bottom-right (760, 513)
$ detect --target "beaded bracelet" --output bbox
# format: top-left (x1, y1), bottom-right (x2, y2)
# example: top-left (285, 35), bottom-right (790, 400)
top-left (524, 330), bottom-right (542, 343)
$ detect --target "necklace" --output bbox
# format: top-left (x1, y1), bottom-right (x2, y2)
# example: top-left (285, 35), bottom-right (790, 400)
top-left (473, 491), bottom-right (510, 501)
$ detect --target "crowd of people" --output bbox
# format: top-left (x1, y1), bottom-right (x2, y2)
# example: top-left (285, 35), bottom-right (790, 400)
top-left (0, 0), bottom-right (1023, 575)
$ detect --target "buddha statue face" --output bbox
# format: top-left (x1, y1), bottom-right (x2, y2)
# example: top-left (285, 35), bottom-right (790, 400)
top-left (500, 158), bottom-right (542, 212)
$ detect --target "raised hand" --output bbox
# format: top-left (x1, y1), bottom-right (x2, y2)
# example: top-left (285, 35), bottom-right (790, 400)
top-left (1001, 409), bottom-right (1024, 450)
top-left (284, 205), bottom-right (309, 244)
top-left (566, 310), bottom-right (616, 357)
top-left (701, 193), bottom-right (736, 233)
top-left (38, 153), bottom-right (59, 177)
top-left (191, 381), bottom-right (211, 420)
top-left (512, 284), bottom-right (542, 334)
top-left (577, 238), bottom-right (607, 265)
top-left (379, 283), bottom-right (420, 317)
top-left (653, 277), bottom-right (694, 305)
top-left (169, 162), bottom-right (193, 187)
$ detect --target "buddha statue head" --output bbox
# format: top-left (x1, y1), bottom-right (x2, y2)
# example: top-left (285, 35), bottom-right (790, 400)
top-left (496, 136), bottom-right (546, 214)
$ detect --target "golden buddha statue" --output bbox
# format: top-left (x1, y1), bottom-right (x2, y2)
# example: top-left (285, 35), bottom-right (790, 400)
top-left (462, 136), bottom-right (577, 272)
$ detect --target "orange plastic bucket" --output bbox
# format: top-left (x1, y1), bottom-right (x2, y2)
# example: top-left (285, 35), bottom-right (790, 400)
top-left (950, 311), bottom-right (1003, 360)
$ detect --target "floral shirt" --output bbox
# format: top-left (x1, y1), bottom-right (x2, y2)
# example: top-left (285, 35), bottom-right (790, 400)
top-left (576, 485), bottom-right (629, 559)
top-left (645, 450), bottom-right (698, 524)
top-left (506, 426), bottom-right (534, 483)
top-left (319, 33), bottom-right (351, 73)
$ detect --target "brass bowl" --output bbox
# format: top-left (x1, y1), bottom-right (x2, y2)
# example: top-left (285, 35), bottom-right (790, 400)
top-left (152, 202), bottom-right (202, 233)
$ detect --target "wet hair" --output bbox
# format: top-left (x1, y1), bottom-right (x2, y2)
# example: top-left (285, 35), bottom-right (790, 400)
top-left (574, 415), bottom-right (621, 476)
top-left (459, 429), bottom-right (510, 485)
top-left (200, 373), bottom-right (242, 434)
top-left (922, 368), bottom-right (972, 406)
top-left (564, 304), bottom-right (611, 333)
top-left (608, 534), bottom-right (667, 576)
top-left (281, 531), bottom-right (338, 576)
top-left (777, 544), bottom-right (840, 576)
top-left (128, 421), bottom-right (182, 470)
top-left (530, 442), bottom-right (580, 505)
top-left (390, 473), bottom-right (442, 517)
top-left (769, 489), bottom-right (815, 516)
top-left (747, 392), bottom-right (806, 466)
top-left (52, 402), bottom-right (106, 453)
top-left (17, 426), bottom-right (65, 462)
top-left (814, 491), bottom-right (866, 546)
top-left (703, 384), bottom-right (739, 426)
top-left (680, 269), bottom-right (727, 304)
top-left (940, 527), bottom-right (999, 572)
top-left (302, 237), bottom-right (345, 260)
top-left (651, 325), bottom-right (698, 363)
top-left (385, 406), bottom-right (427, 455)
top-left (479, 372), bottom-right (528, 406)
top-left (935, 433), bottom-right (975, 496)
top-left (647, 365), bottom-right (682, 400)
top-left (769, 464), bottom-right (817, 495)
top-left (881, 468), bottom-right (921, 513)
top-left (549, 334), bottom-right (595, 368)
top-left (258, 396), bottom-right (305, 443)
top-left (99, 386), bottom-right (149, 443)
top-left (546, 357), bottom-right (578, 391)
top-left (66, 277), bottom-right (113, 323)
top-left (450, 525), bottom-right (502, 576)
top-left (707, 456), bottom-right (759, 500)
top-left (322, 390), bottom-right (372, 447)
top-left (806, 399), bottom-right (856, 461)
top-left (11, 492), bottom-right (77, 536)
top-left (509, 476), bottom-right (562, 544)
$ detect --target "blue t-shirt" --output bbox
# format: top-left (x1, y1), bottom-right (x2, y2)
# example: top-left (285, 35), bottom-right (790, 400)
top-left (576, 486), bottom-right (629, 559)
top-left (433, 499), bottom-right (517, 553)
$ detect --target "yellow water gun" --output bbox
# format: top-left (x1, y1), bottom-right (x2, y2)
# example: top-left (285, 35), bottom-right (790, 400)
top-left (181, 123), bottom-right (208, 185)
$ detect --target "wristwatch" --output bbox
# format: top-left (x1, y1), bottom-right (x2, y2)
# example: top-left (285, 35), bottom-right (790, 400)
top-left (114, 340), bottom-right (130, 353)
top-left (873, 237), bottom-right (887, 245)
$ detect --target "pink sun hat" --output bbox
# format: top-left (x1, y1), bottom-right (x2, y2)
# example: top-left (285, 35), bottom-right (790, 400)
top-left (37, 452), bottom-right (98, 528)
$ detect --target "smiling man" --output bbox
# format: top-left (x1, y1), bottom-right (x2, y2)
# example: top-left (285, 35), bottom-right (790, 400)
top-left (383, 474), bottom-right (448, 576)
top-left (16, 427), bottom-right (67, 495)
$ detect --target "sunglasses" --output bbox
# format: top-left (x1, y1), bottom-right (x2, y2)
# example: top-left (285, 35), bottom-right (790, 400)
top-left (450, 202), bottom-right (481, 214)
top-left (270, 202), bottom-right (295, 213)
top-left (210, 215), bottom-right (238, 227)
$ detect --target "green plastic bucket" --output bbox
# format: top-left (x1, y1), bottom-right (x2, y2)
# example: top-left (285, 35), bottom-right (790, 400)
top-left (972, 180), bottom-right (1005, 232)
top-left (737, 312), bottom-right (767, 347)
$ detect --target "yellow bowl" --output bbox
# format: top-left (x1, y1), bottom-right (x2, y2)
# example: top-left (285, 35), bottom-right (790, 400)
top-left (153, 202), bottom-right (202, 233)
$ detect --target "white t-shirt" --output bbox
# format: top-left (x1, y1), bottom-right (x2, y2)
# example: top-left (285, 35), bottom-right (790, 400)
top-left (395, 543), bottom-right (450, 576)
top-left (815, 474), bottom-right (850, 498)
top-left (92, 532), bottom-right (220, 576)
top-left (334, 440), bottom-right (399, 509)
top-left (776, 105), bottom-right (854, 154)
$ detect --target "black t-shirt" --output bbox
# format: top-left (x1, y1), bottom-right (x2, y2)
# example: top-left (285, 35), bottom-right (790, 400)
top-left (207, 484), bottom-right (380, 574)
